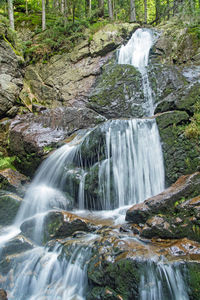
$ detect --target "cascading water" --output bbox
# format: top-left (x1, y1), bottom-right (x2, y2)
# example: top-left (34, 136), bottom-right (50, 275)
top-left (0, 28), bottom-right (190, 300)
top-left (139, 259), bottom-right (189, 300)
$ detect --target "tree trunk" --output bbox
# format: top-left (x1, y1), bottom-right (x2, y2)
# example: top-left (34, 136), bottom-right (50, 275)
top-left (108, 0), bottom-right (113, 20)
top-left (144, 0), bottom-right (147, 23)
top-left (61, 0), bottom-right (65, 14)
top-left (155, 0), bottom-right (161, 24)
top-left (64, 0), bottom-right (67, 26)
top-left (98, 0), bottom-right (104, 17)
top-left (42, 0), bottom-right (46, 31)
top-left (7, 0), bottom-right (14, 30)
top-left (72, 2), bottom-right (76, 23)
top-left (85, 0), bottom-right (91, 17)
top-left (130, 0), bottom-right (136, 22)
top-left (26, 0), bottom-right (28, 15)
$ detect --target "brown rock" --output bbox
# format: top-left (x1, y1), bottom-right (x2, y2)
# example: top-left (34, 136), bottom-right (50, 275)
top-left (0, 289), bottom-right (7, 300)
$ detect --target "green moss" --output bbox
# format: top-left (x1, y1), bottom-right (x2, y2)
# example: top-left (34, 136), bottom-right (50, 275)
top-left (0, 155), bottom-right (16, 170)
top-left (188, 263), bottom-right (200, 300)
top-left (0, 191), bottom-right (21, 225)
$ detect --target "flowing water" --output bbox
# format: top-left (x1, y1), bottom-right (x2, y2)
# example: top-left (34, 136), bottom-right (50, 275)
top-left (0, 28), bottom-right (189, 300)
top-left (139, 259), bottom-right (189, 300)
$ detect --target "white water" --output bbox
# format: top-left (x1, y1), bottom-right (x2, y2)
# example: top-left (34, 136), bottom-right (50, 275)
top-left (98, 118), bottom-right (164, 209)
top-left (118, 28), bottom-right (157, 116)
top-left (139, 259), bottom-right (189, 300)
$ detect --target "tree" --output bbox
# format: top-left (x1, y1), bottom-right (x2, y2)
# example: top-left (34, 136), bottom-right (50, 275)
top-left (108, 0), bottom-right (114, 19)
top-left (144, 0), bottom-right (147, 23)
top-left (42, 0), bottom-right (46, 30)
top-left (7, 0), bottom-right (14, 30)
top-left (98, 0), bottom-right (104, 17)
top-left (130, 0), bottom-right (136, 22)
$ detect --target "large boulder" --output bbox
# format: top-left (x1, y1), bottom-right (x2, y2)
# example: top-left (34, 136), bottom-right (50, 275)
top-left (0, 190), bottom-right (22, 225)
top-left (8, 107), bottom-right (105, 176)
top-left (88, 63), bottom-right (144, 118)
top-left (152, 22), bottom-right (200, 64)
top-left (0, 30), bottom-right (23, 118)
top-left (156, 111), bottom-right (199, 185)
top-left (126, 172), bottom-right (200, 242)
top-left (0, 168), bottom-right (28, 196)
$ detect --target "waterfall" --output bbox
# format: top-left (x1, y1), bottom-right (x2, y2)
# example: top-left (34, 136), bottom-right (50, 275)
top-left (118, 28), bottom-right (158, 116)
top-left (139, 260), bottom-right (189, 300)
top-left (0, 28), bottom-right (186, 300)
top-left (98, 119), bottom-right (164, 209)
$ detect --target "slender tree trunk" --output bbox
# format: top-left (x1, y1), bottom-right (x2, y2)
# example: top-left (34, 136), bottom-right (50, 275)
top-left (42, 0), bottom-right (46, 31)
top-left (7, 0), bottom-right (14, 30)
top-left (98, 0), bottom-right (104, 17)
top-left (61, 0), bottom-right (65, 13)
top-left (64, 0), bottom-right (67, 26)
top-left (130, 0), bottom-right (136, 22)
top-left (144, 0), bottom-right (147, 23)
top-left (46, 0), bottom-right (49, 11)
top-left (155, 0), bottom-right (161, 24)
top-left (26, 0), bottom-right (28, 15)
top-left (89, 0), bottom-right (91, 16)
top-left (166, 0), bottom-right (170, 19)
top-left (72, 2), bottom-right (75, 23)
top-left (108, 0), bottom-right (114, 20)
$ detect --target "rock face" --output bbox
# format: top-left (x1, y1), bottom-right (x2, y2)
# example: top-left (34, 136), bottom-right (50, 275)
top-left (156, 111), bottom-right (199, 185)
top-left (0, 168), bottom-right (28, 195)
top-left (0, 39), bottom-right (23, 118)
top-left (0, 190), bottom-right (22, 225)
top-left (8, 107), bottom-right (105, 176)
top-left (152, 22), bottom-right (200, 64)
top-left (20, 211), bottom-right (96, 244)
top-left (20, 23), bottom-right (139, 109)
top-left (88, 63), bottom-right (144, 118)
top-left (126, 172), bottom-right (200, 242)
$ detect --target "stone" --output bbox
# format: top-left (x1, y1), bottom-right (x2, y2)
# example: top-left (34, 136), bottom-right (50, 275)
top-left (0, 168), bottom-right (28, 195)
top-left (0, 190), bottom-right (22, 225)
top-left (156, 111), bottom-right (199, 185)
top-left (9, 107), bottom-right (105, 176)
top-left (0, 234), bottom-right (33, 257)
top-left (0, 289), bottom-right (7, 300)
top-left (126, 172), bottom-right (200, 223)
top-left (20, 211), bottom-right (95, 244)
top-left (0, 40), bottom-right (23, 118)
top-left (88, 63), bottom-right (145, 118)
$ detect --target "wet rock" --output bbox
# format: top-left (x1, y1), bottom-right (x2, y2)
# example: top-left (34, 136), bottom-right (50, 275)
top-left (0, 234), bottom-right (33, 257)
top-left (88, 63), bottom-right (144, 119)
top-left (0, 168), bottom-right (28, 196)
top-left (0, 39), bottom-right (23, 118)
top-left (9, 107), bottom-right (105, 176)
top-left (20, 211), bottom-right (95, 244)
top-left (126, 173), bottom-right (200, 242)
top-left (0, 289), bottom-right (7, 300)
top-left (0, 190), bottom-right (22, 225)
top-left (126, 172), bottom-right (200, 223)
top-left (156, 111), bottom-right (199, 185)
top-left (187, 262), bottom-right (200, 300)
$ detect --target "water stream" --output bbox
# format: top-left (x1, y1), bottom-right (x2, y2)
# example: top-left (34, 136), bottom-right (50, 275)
top-left (0, 28), bottom-right (190, 300)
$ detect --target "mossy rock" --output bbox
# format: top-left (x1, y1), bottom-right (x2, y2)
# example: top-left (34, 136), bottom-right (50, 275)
top-left (156, 111), bottom-right (199, 185)
top-left (0, 191), bottom-right (22, 225)
top-left (187, 262), bottom-right (200, 300)
top-left (88, 256), bottom-right (140, 300)
top-left (88, 63), bottom-right (145, 119)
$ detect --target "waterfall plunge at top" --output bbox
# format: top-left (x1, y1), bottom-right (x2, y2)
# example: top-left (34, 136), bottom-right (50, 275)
top-left (118, 28), bottom-right (156, 116)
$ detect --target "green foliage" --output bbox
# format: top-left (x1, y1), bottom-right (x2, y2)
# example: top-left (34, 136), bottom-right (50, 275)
top-left (0, 154), bottom-right (16, 170)
top-left (185, 102), bottom-right (200, 140)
